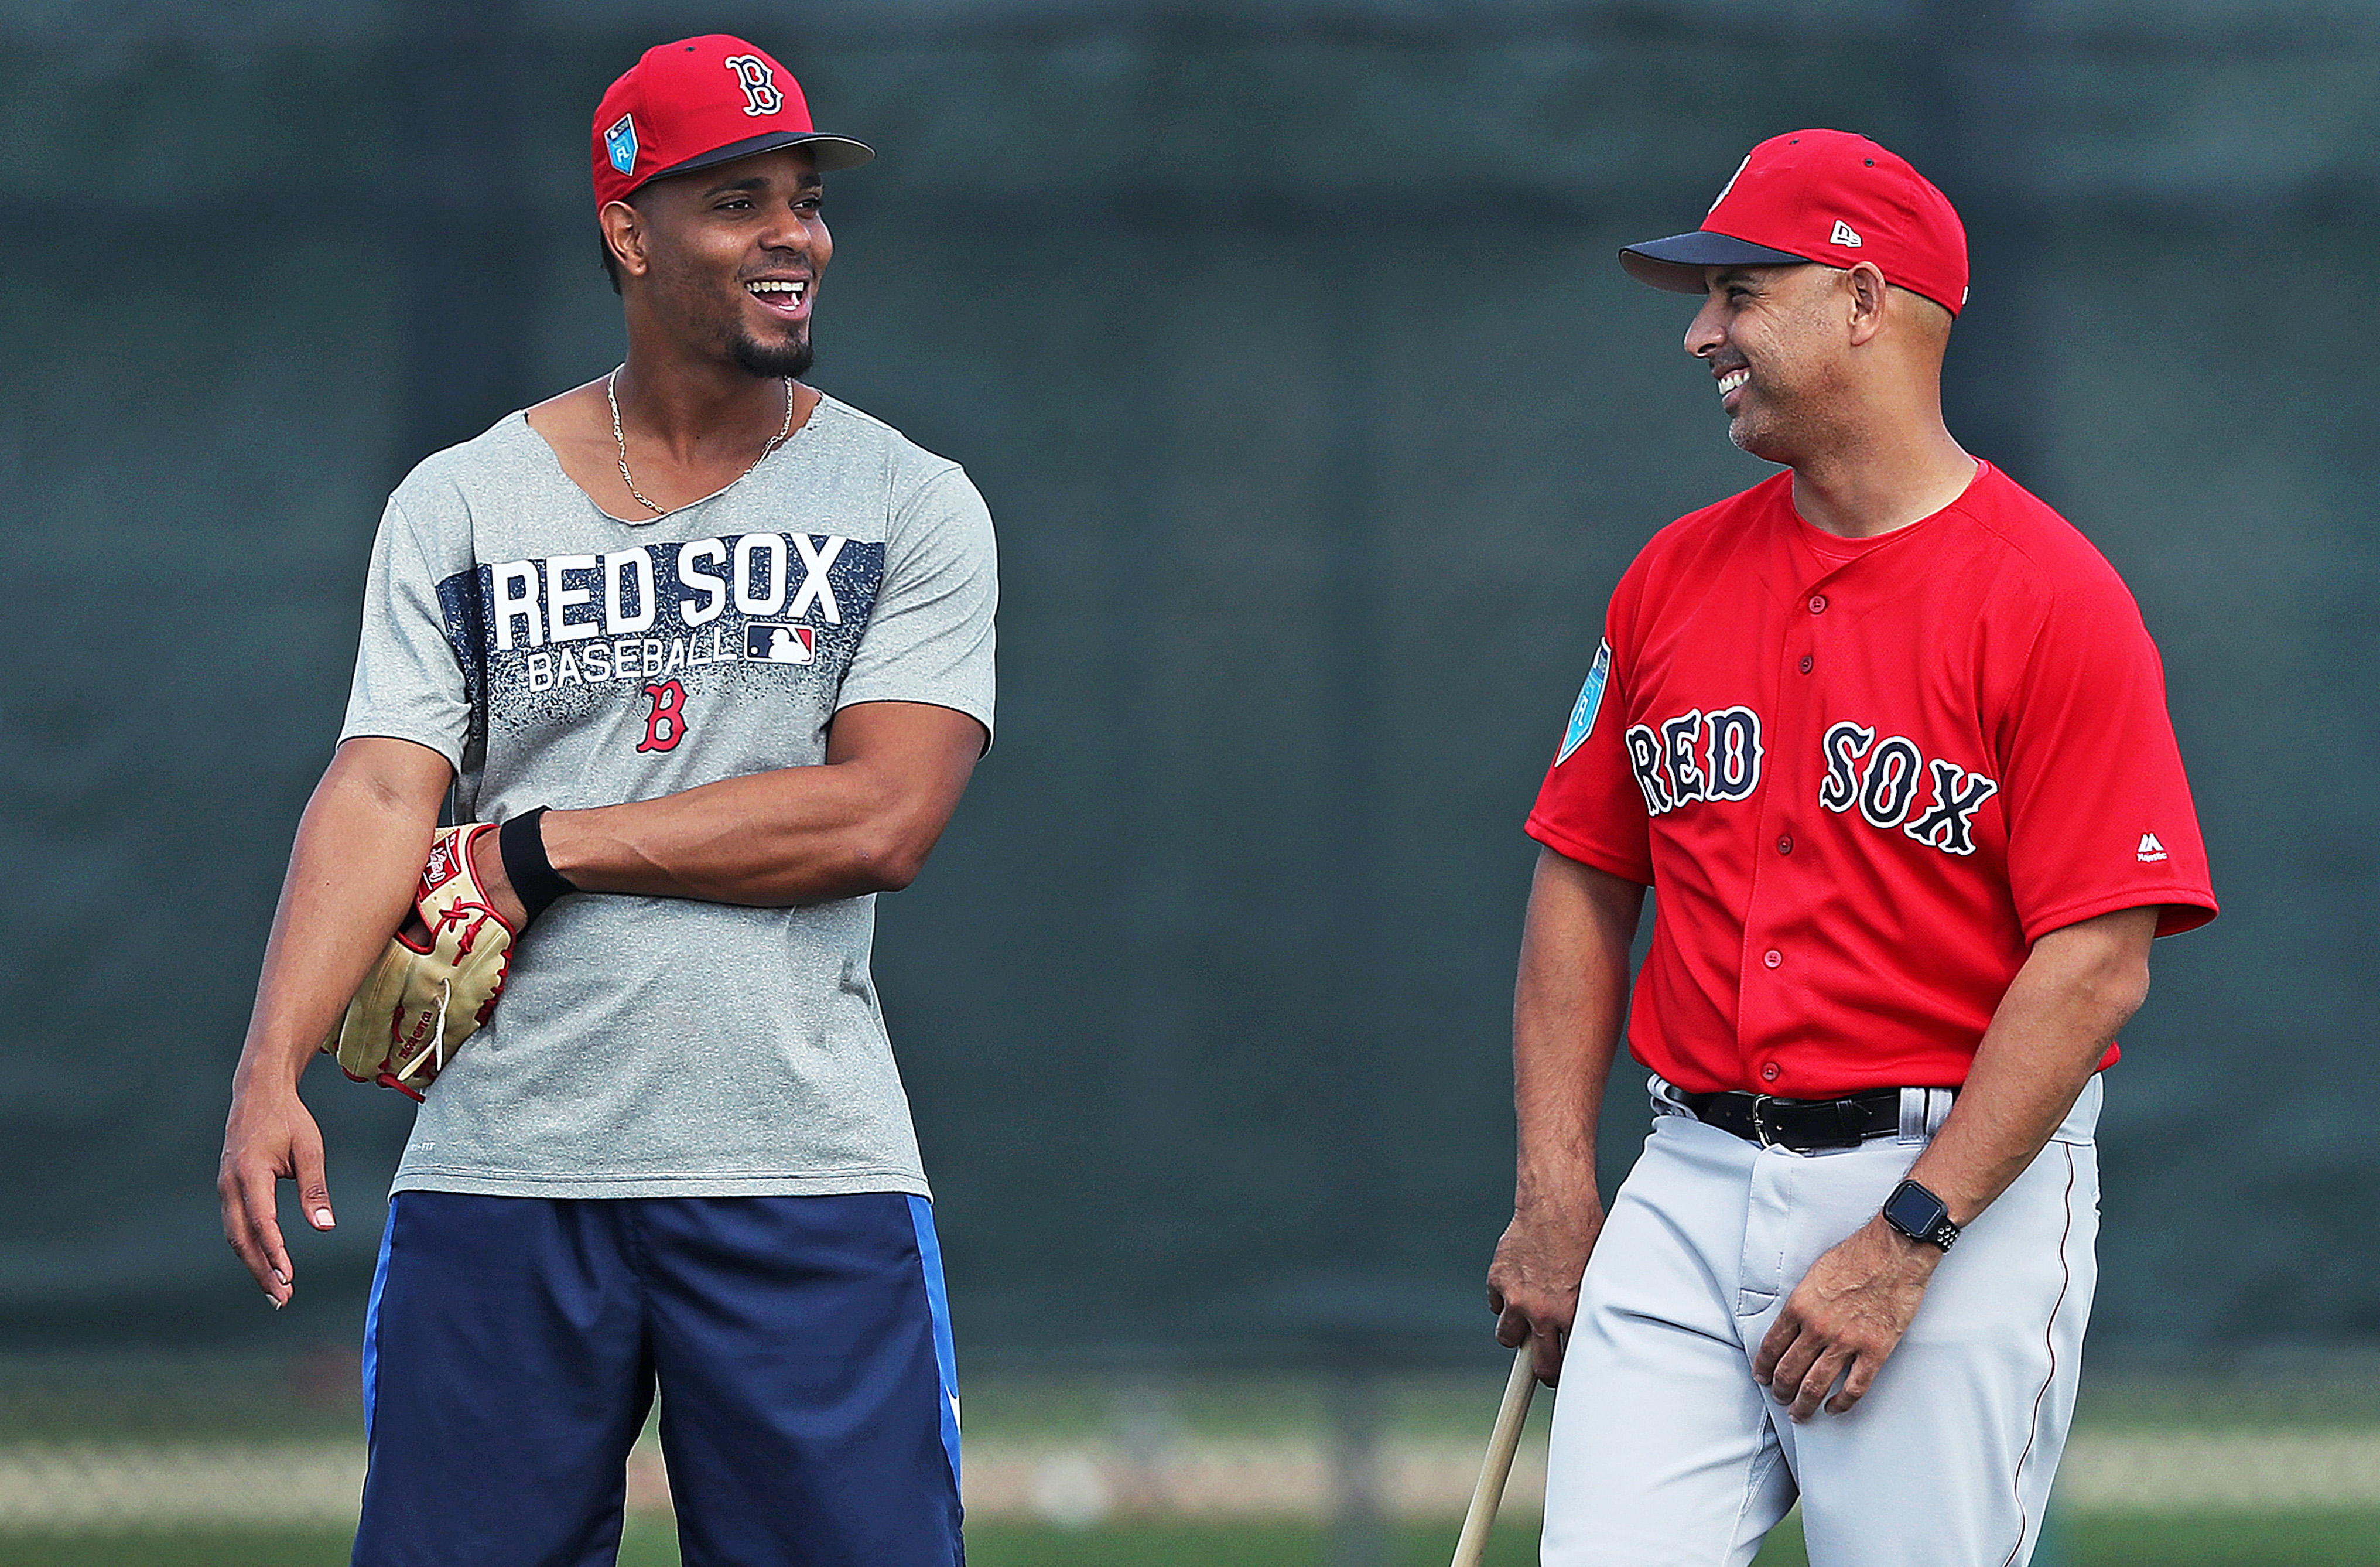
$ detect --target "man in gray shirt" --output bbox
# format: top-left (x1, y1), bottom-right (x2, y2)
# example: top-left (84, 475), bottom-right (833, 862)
top-left (218, 36), bottom-right (993, 1566)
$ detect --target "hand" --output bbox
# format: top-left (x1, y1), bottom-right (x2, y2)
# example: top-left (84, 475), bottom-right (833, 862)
top-left (1486, 1192), bottom-right (1606, 1387)
top-left (218, 1083), bottom-right (334, 1309)
top-left (1753, 1215), bottom-right (1941, 1421)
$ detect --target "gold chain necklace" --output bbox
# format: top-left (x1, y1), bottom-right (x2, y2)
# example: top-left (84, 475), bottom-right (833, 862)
top-left (607, 367), bottom-right (796, 517)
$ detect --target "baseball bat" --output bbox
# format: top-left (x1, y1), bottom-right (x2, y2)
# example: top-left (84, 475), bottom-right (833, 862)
top-left (1449, 1344), bottom-right (1539, 1567)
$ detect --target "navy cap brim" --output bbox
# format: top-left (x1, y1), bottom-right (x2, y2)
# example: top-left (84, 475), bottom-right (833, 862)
top-left (651, 129), bottom-right (876, 186)
top-left (1619, 230), bottom-right (1816, 293)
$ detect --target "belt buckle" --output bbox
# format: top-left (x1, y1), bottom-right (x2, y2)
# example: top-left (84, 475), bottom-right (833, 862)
top-left (1749, 1094), bottom-right (1779, 1149)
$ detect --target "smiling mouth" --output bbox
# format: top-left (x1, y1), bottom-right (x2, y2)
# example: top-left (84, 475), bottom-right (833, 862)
top-left (745, 279), bottom-right (809, 318)
top-left (1716, 368), bottom-right (1750, 400)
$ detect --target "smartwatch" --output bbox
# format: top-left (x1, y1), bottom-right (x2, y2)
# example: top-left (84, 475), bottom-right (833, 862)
top-left (1880, 1179), bottom-right (1961, 1252)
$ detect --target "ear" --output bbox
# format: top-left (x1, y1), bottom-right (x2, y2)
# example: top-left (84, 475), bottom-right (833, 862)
top-left (599, 199), bottom-right (649, 282)
top-left (1845, 262), bottom-right (1890, 347)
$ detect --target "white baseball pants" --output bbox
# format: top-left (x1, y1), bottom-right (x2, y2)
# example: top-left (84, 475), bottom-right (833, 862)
top-left (1541, 1076), bottom-right (2101, 1567)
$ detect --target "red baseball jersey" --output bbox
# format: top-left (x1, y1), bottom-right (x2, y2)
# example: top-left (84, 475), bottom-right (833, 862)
top-left (1527, 463), bottom-right (2217, 1097)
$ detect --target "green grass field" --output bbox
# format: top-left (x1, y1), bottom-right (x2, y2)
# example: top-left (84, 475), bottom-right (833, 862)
top-left (2, 1513), bottom-right (2378, 1567)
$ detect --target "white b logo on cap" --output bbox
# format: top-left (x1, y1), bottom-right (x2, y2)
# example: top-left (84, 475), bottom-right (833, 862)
top-left (723, 55), bottom-right (783, 117)
top-left (1830, 220), bottom-right (1863, 248)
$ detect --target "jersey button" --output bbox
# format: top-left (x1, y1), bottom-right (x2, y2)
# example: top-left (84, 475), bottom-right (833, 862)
top-left (1807, 594), bottom-right (1828, 614)
top-left (1798, 655), bottom-right (1813, 673)
top-left (1763, 949), bottom-right (1782, 968)
top-left (1761, 1063), bottom-right (1781, 1082)
top-left (1777, 835), bottom-right (1793, 855)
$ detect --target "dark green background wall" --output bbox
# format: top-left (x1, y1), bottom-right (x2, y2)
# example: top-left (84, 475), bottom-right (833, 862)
top-left (2, 1), bottom-right (2372, 1356)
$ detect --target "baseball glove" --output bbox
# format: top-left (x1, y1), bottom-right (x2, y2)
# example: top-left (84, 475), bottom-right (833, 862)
top-left (320, 822), bottom-right (516, 1101)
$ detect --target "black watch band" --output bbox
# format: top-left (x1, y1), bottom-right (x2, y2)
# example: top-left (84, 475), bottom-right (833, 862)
top-left (1880, 1179), bottom-right (1961, 1252)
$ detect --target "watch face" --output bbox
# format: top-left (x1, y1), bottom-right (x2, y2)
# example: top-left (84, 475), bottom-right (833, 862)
top-left (1885, 1180), bottom-right (1950, 1239)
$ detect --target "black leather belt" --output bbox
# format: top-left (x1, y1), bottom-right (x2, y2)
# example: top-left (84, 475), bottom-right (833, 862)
top-left (1678, 1087), bottom-right (1931, 1152)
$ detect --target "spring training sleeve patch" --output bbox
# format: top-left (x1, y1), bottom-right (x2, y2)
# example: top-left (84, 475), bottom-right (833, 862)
top-left (1529, 569), bottom-right (1656, 887)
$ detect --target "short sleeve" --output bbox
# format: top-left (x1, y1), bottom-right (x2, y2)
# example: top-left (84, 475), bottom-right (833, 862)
top-left (1998, 577), bottom-right (2217, 941)
top-left (339, 496), bottom-right (474, 768)
top-left (833, 466), bottom-right (998, 747)
top-left (1526, 592), bottom-right (1654, 885)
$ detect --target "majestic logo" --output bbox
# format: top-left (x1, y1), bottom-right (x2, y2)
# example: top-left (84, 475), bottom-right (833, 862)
top-left (1830, 219), bottom-right (1863, 248)
top-left (1818, 721), bottom-right (1999, 856)
top-left (604, 114), bottom-right (638, 176)
top-left (746, 623), bottom-right (816, 664)
top-left (2136, 832), bottom-right (2169, 863)
top-left (1556, 640), bottom-right (1612, 765)
top-left (1625, 706), bottom-right (1764, 815)
top-left (638, 680), bottom-right (689, 753)
top-left (723, 55), bottom-right (784, 116)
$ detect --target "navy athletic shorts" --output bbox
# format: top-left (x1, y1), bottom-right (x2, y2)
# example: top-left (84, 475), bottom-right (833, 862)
top-left (352, 1191), bottom-right (963, 1567)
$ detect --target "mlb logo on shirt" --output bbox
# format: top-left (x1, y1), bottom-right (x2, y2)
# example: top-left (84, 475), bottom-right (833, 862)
top-left (746, 623), bottom-right (816, 664)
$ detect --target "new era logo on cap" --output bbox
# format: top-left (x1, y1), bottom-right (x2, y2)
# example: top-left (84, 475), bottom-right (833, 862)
top-left (1830, 219), bottom-right (1863, 248)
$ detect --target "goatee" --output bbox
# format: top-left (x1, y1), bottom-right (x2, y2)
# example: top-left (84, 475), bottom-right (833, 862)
top-left (731, 331), bottom-right (813, 381)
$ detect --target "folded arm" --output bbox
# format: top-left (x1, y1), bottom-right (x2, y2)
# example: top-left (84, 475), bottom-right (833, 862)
top-left (533, 700), bottom-right (986, 906)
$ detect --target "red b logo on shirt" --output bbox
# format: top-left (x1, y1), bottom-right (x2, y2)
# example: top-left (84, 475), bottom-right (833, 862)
top-left (638, 680), bottom-right (689, 753)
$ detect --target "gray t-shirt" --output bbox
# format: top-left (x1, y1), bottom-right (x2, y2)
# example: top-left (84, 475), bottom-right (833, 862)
top-left (340, 395), bottom-right (996, 1199)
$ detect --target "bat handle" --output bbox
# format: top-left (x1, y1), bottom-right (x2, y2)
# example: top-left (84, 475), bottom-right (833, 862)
top-left (1450, 1344), bottom-right (1540, 1567)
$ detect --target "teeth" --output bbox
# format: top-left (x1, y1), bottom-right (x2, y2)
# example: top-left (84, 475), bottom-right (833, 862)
top-left (1718, 369), bottom-right (1750, 395)
top-left (746, 281), bottom-right (806, 296)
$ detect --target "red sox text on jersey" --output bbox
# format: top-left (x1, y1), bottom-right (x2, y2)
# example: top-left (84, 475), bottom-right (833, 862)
top-left (1625, 707), bottom-right (1999, 859)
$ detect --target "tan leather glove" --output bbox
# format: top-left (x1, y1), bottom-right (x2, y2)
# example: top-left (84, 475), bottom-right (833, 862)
top-left (320, 823), bottom-right (517, 1100)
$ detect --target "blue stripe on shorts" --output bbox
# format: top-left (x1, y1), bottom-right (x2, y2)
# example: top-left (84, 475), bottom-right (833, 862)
top-left (907, 1194), bottom-right (964, 1490)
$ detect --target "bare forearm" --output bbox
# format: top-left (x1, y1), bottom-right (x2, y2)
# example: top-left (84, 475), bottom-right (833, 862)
top-left (1907, 905), bottom-right (2158, 1225)
top-left (1513, 851), bottom-right (1644, 1204)
top-left (544, 764), bottom-right (916, 904)
top-left (538, 701), bottom-right (984, 907)
top-left (1489, 850), bottom-right (1646, 1379)
top-left (232, 739), bottom-right (453, 1095)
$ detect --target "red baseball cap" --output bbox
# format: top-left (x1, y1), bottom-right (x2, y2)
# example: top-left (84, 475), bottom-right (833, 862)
top-left (591, 35), bottom-right (873, 209)
top-left (1620, 130), bottom-right (1968, 316)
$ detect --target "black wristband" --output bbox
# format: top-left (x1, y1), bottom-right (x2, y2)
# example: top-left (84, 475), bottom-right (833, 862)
top-left (498, 807), bottom-right (577, 927)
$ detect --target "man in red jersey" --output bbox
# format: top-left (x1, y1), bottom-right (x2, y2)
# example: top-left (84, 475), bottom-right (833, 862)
top-left (1485, 131), bottom-right (2216, 1566)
